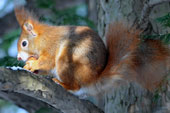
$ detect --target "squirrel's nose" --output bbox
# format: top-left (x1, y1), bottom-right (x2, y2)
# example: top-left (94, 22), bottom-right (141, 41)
top-left (17, 57), bottom-right (22, 61)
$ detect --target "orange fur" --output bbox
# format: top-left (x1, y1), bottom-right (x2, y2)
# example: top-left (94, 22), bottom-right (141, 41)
top-left (101, 23), bottom-right (140, 77)
top-left (15, 8), bottom-right (169, 96)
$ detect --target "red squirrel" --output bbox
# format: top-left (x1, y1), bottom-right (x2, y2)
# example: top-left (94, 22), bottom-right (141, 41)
top-left (15, 7), bottom-right (169, 97)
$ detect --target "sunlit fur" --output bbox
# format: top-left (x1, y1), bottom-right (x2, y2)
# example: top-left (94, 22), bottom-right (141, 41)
top-left (15, 7), bottom-right (107, 93)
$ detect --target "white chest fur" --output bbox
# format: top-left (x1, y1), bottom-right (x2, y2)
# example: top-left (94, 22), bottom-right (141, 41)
top-left (50, 68), bottom-right (62, 82)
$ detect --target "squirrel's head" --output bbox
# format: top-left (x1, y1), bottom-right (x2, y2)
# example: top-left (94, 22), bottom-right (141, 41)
top-left (15, 8), bottom-right (39, 61)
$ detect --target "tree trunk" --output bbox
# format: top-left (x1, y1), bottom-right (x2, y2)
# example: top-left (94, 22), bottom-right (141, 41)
top-left (96, 0), bottom-right (170, 113)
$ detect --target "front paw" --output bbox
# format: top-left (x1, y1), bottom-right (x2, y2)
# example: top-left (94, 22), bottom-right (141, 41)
top-left (24, 60), bottom-right (39, 73)
top-left (52, 78), bottom-right (61, 85)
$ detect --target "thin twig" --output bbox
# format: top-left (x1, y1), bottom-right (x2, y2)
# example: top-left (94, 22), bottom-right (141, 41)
top-left (138, 0), bottom-right (170, 30)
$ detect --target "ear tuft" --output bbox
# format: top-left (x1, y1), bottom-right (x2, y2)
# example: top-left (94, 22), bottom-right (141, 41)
top-left (14, 7), bottom-right (38, 26)
top-left (15, 7), bottom-right (29, 26)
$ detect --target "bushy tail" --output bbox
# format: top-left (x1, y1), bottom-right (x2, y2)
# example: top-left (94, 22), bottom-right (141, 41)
top-left (99, 22), bottom-right (169, 91)
top-left (101, 23), bottom-right (140, 78)
top-left (92, 23), bottom-right (141, 95)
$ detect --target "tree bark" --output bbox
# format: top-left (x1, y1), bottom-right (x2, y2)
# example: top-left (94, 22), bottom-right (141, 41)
top-left (96, 0), bottom-right (170, 113)
top-left (86, 0), bottom-right (97, 24)
top-left (0, 91), bottom-right (61, 113)
top-left (97, 0), bottom-right (170, 38)
top-left (0, 67), bottom-right (103, 113)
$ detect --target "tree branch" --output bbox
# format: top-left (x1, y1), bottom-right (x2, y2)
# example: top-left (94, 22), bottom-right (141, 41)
top-left (0, 91), bottom-right (62, 113)
top-left (0, 67), bottom-right (103, 113)
top-left (138, 0), bottom-right (170, 31)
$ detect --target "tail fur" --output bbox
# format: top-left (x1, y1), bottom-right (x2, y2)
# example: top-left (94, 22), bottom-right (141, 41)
top-left (99, 22), bottom-right (169, 91)
top-left (101, 23), bottom-right (140, 78)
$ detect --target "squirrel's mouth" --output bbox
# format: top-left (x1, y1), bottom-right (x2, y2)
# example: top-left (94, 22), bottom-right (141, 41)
top-left (17, 51), bottom-right (39, 62)
top-left (26, 55), bottom-right (39, 62)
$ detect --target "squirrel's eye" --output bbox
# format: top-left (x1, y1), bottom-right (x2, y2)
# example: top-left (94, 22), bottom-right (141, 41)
top-left (21, 40), bottom-right (28, 47)
top-left (22, 41), bottom-right (27, 47)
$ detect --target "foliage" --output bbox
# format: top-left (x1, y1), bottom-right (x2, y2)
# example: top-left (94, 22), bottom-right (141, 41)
top-left (142, 34), bottom-right (170, 44)
top-left (156, 13), bottom-right (170, 28)
top-left (142, 13), bottom-right (170, 44)
top-left (35, 0), bottom-right (56, 9)
top-left (36, 0), bottom-right (95, 29)
top-left (0, 56), bottom-right (24, 67)
top-left (0, 29), bottom-right (20, 55)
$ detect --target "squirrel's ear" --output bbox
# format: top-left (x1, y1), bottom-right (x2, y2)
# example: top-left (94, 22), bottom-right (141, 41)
top-left (23, 22), bottom-right (37, 37)
top-left (15, 7), bottom-right (38, 37)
